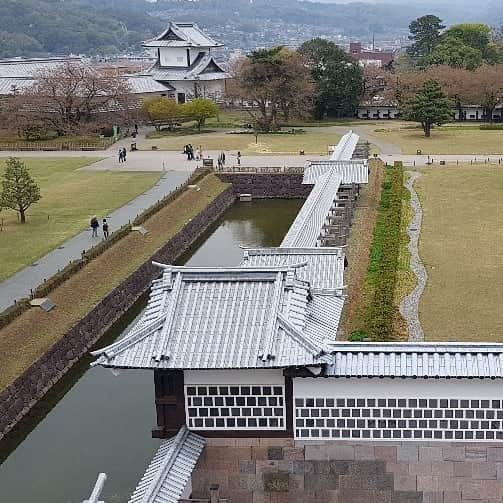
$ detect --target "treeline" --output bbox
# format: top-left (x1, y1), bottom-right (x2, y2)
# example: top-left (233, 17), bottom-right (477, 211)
top-left (0, 0), bottom-right (162, 57)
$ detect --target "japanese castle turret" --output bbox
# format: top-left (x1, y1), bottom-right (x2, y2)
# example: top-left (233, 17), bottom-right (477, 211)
top-left (142, 21), bottom-right (229, 103)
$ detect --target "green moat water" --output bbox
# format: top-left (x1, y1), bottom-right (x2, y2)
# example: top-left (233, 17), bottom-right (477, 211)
top-left (0, 199), bottom-right (303, 503)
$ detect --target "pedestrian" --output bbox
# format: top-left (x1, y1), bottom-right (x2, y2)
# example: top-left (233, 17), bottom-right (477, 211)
top-left (199, 145), bottom-right (203, 159)
top-left (90, 215), bottom-right (99, 238)
top-left (188, 144), bottom-right (194, 160)
top-left (237, 151), bottom-right (241, 165)
top-left (134, 123), bottom-right (138, 134)
top-left (122, 146), bottom-right (127, 162)
top-left (118, 148), bottom-right (123, 163)
top-left (195, 146), bottom-right (201, 160)
top-left (102, 218), bottom-right (109, 240)
top-left (221, 152), bottom-right (226, 165)
top-left (217, 154), bottom-right (222, 170)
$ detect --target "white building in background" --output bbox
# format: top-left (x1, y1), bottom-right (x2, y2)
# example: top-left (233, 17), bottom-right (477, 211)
top-left (141, 21), bottom-right (229, 103)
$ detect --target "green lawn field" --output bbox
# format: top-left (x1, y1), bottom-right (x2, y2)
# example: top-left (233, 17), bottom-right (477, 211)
top-left (0, 157), bottom-right (161, 280)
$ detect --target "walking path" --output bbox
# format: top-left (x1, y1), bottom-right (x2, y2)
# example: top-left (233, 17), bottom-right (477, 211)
top-left (399, 171), bottom-right (427, 342)
top-left (0, 169), bottom-right (192, 311)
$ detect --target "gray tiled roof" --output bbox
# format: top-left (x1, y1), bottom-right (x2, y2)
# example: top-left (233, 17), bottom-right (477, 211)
top-left (330, 130), bottom-right (360, 161)
top-left (280, 170), bottom-right (342, 248)
top-left (326, 342), bottom-right (503, 378)
top-left (0, 78), bottom-right (33, 95)
top-left (0, 57), bottom-right (81, 78)
top-left (242, 247), bottom-right (345, 295)
top-left (147, 53), bottom-right (229, 82)
top-left (129, 426), bottom-right (205, 503)
top-left (92, 265), bottom-right (332, 370)
top-left (126, 75), bottom-right (173, 94)
top-left (303, 160), bottom-right (369, 185)
top-left (144, 22), bottom-right (222, 48)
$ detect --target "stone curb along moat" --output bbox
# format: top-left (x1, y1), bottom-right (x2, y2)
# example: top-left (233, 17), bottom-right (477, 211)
top-left (0, 173), bottom-right (309, 441)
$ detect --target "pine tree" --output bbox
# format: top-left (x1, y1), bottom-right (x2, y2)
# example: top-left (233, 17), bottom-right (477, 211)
top-left (1, 157), bottom-right (41, 223)
top-left (403, 80), bottom-right (453, 137)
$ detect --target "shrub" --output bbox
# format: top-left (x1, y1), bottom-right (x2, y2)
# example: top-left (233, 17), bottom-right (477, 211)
top-left (349, 330), bottom-right (368, 342)
top-left (479, 124), bottom-right (503, 130)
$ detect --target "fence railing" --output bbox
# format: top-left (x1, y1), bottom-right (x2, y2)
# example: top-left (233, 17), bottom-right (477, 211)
top-left (0, 139), bottom-right (115, 151)
top-left (216, 165), bottom-right (305, 174)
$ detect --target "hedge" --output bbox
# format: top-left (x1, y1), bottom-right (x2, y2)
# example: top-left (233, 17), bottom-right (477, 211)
top-left (365, 164), bottom-right (404, 341)
top-left (0, 166), bottom-right (213, 329)
top-left (479, 124), bottom-right (503, 130)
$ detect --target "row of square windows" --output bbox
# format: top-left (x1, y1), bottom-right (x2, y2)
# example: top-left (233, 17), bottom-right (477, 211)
top-left (188, 417), bottom-right (284, 429)
top-left (187, 396), bottom-right (283, 407)
top-left (295, 428), bottom-right (503, 441)
top-left (295, 417), bottom-right (503, 430)
top-left (296, 407), bottom-right (503, 419)
top-left (295, 398), bottom-right (503, 409)
top-left (186, 386), bottom-right (284, 396)
top-left (187, 407), bottom-right (284, 418)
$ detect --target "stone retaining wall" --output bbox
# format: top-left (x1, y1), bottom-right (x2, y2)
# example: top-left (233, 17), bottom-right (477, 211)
top-left (0, 185), bottom-right (236, 440)
top-left (217, 173), bottom-right (312, 199)
top-left (192, 439), bottom-right (503, 502)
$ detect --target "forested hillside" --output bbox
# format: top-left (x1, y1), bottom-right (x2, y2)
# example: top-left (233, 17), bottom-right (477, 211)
top-left (0, 0), bottom-right (162, 57)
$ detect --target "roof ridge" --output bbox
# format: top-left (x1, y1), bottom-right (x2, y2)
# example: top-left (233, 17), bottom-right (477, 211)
top-left (141, 426), bottom-right (190, 502)
top-left (277, 312), bottom-right (326, 357)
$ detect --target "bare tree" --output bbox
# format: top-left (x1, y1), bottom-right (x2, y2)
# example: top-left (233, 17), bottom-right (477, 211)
top-left (227, 47), bottom-right (314, 131)
top-left (7, 62), bottom-right (134, 138)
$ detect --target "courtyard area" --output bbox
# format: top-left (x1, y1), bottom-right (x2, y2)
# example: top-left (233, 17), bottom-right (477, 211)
top-left (0, 157), bottom-right (161, 280)
top-left (360, 121), bottom-right (503, 155)
top-left (416, 164), bottom-right (503, 341)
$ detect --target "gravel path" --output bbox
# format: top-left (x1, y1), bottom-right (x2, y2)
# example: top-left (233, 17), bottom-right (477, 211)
top-left (399, 171), bottom-right (427, 341)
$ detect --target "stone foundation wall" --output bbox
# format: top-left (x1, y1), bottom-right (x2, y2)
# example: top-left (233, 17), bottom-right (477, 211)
top-left (0, 186), bottom-right (236, 440)
top-left (192, 439), bottom-right (503, 502)
top-left (217, 174), bottom-right (312, 199)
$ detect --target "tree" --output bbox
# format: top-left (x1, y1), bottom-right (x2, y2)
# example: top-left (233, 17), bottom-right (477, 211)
top-left (430, 37), bottom-right (483, 70)
top-left (181, 98), bottom-right (219, 132)
top-left (299, 38), bottom-right (363, 119)
top-left (402, 80), bottom-right (453, 137)
top-left (227, 46), bottom-right (314, 131)
top-left (0, 157), bottom-right (41, 223)
top-left (9, 62), bottom-right (133, 137)
top-left (407, 15), bottom-right (445, 63)
top-left (142, 97), bottom-right (181, 131)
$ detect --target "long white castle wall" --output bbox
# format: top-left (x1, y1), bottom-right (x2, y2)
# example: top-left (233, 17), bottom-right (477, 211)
top-left (293, 377), bottom-right (503, 442)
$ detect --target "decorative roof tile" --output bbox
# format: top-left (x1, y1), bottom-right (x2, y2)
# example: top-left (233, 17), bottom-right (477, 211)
top-left (129, 426), bottom-right (205, 503)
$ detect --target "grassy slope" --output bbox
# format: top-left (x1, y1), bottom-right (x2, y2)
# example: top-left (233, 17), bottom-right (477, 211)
top-left (141, 131), bottom-right (341, 155)
top-left (416, 164), bottom-right (503, 341)
top-left (0, 157), bottom-right (161, 280)
top-left (0, 174), bottom-right (230, 391)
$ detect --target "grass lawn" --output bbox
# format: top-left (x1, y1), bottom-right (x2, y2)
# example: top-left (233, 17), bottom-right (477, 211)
top-left (0, 174), bottom-right (229, 391)
top-left (140, 130), bottom-right (340, 155)
top-left (0, 157), bottom-right (161, 281)
top-left (361, 122), bottom-right (503, 154)
top-left (416, 164), bottom-right (503, 341)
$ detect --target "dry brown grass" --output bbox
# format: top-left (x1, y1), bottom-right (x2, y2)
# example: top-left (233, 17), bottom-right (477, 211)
top-left (416, 164), bottom-right (503, 341)
top-left (339, 159), bottom-right (384, 338)
top-left (0, 174), bottom-right (230, 391)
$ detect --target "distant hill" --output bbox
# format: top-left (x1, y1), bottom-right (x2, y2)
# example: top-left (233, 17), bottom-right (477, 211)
top-left (0, 0), bottom-right (163, 58)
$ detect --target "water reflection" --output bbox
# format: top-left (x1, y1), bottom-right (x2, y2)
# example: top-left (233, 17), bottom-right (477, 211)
top-left (0, 199), bottom-right (303, 503)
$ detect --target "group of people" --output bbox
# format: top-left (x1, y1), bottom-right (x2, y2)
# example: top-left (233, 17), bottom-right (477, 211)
top-left (183, 144), bottom-right (203, 161)
top-left (118, 147), bottom-right (127, 163)
top-left (90, 216), bottom-right (110, 239)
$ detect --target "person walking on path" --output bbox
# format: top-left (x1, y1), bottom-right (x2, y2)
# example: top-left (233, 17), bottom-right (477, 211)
top-left (118, 148), bottom-right (124, 163)
top-left (221, 152), bottom-right (226, 165)
top-left (237, 151), bottom-right (242, 165)
top-left (122, 147), bottom-right (127, 162)
top-left (199, 145), bottom-right (203, 160)
top-left (102, 219), bottom-right (109, 240)
top-left (134, 123), bottom-right (138, 134)
top-left (90, 216), bottom-right (99, 238)
top-left (195, 146), bottom-right (201, 161)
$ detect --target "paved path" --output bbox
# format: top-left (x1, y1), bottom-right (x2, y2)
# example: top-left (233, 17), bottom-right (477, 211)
top-left (379, 153), bottom-right (503, 166)
top-left (399, 171), bottom-right (427, 342)
top-left (0, 169), bottom-right (191, 311)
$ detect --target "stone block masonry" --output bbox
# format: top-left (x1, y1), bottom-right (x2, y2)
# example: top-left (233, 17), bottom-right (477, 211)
top-left (0, 185), bottom-right (237, 440)
top-left (217, 173), bottom-right (312, 199)
top-left (192, 440), bottom-right (503, 502)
